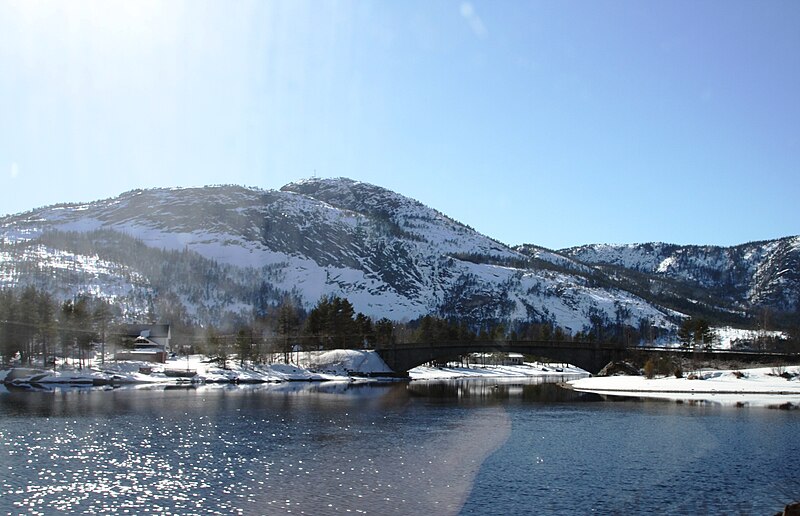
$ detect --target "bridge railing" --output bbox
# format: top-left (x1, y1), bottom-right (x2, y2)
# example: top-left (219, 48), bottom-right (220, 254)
top-left (381, 340), bottom-right (800, 358)
top-left (383, 340), bottom-right (624, 352)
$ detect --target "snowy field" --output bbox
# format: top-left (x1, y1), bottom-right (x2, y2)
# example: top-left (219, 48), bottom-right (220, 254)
top-left (569, 366), bottom-right (800, 408)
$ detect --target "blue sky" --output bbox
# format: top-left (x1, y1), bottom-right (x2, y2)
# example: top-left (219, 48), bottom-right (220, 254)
top-left (1, 0), bottom-right (798, 250)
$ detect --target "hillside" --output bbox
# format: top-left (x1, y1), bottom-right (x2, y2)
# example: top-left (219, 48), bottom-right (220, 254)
top-left (1, 178), bottom-right (793, 336)
top-left (561, 239), bottom-right (800, 323)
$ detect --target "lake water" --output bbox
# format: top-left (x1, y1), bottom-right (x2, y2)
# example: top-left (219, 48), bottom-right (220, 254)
top-left (1, 378), bottom-right (798, 515)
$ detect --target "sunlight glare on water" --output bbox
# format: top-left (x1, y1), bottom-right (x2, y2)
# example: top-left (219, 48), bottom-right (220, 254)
top-left (0, 383), bottom-right (511, 515)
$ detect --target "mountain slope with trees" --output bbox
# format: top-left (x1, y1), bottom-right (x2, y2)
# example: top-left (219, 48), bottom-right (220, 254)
top-left (561, 238), bottom-right (800, 328)
top-left (0, 178), bottom-right (795, 351)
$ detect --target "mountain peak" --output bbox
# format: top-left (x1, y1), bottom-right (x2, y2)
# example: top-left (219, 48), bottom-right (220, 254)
top-left (281, 177), bottom-right (418, 214)
top-left (1, 178), bottom-right (796, 334)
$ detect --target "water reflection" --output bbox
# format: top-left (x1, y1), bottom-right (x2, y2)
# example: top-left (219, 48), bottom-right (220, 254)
top-left (408, 375), bottom-right (601, 403)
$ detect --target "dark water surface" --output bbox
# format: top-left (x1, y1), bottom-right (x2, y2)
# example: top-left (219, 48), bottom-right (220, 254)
top-left (1, 378), bottom-right (798, 515)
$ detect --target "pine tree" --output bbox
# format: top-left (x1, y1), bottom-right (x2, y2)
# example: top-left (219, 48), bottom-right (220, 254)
top-left (37, 290), bottom-right (57, 369)
top-left (678, 319), bottom-right (693, 347)
top-left (18, 286), bottom-right (39, 365)
top-left (93, 299), bottom-right (113, 365)
top-left (375, 318), bottom-right (394, 348)
top-left (415, 315), bottom-right (436, 343)
top-left (354, 313), bottom-right (375, 348)
top-left (693, 318), bottom-right (713, 350)
top-left (0, 289), bottom-right (21, 364)
top-left (276, 299), bottom-right (300, 362)
top-left (235, 328), bottom-right (253, 366)
top-left (73, 297), bottom-right (95, 369)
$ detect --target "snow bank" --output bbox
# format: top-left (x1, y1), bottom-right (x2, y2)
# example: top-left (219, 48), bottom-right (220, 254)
top-left (409, 362), bottom-right (588, 380)
top-left (569, 366), bottom-right (800, 408)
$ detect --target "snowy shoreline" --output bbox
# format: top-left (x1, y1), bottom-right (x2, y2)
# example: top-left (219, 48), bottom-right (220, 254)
top-left (0, 350), bottom-right (589, 387)
top-left (6, 350), bottom-right (800, 410)
top-left (568, 366), bottom-right (800, 408)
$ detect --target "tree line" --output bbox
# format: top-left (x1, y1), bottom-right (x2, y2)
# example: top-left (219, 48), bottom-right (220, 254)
top-left (0, 287), bottom-right (473, 368)
top-left (4, 284), bottom-right (797, 369)
top-left (0, 286), bottom-right (116, 367)
top-left (194, 296), bottom-right (464, 367)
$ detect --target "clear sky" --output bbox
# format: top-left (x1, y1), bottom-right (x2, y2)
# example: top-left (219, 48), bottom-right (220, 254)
top-left (1, 0), bottom-right (798, 250)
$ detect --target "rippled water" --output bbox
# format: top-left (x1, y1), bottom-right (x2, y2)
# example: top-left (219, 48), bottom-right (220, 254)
top-left (1, 379), bottom-right (798, 515)
top-left (0, 382), bottom-right (510, 515)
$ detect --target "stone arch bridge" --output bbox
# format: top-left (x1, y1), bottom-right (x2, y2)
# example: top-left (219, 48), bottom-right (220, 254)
top-left (374, 340), bottom-right (799, 375)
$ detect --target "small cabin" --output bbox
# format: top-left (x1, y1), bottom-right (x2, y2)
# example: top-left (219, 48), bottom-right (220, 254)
top-left (114, 324), bottom-right (171, 363)
top-left (127, 324), bottom-right (171, 351)
top-left (504, 353), bottom-right (524, 366)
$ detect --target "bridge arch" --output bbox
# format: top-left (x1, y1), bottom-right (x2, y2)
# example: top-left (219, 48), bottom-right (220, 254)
top-left (375, 340), bottom-right (624, 375)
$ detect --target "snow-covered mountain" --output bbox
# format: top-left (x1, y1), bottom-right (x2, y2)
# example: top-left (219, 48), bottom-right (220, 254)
top-left (0, 178), bottom-right (791, 334)
top-left (561, 239), bottom-right (800, 317)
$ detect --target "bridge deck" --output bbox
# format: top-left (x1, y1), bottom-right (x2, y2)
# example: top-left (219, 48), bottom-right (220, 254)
top-left (375, 340), bottom-right (799, 374)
